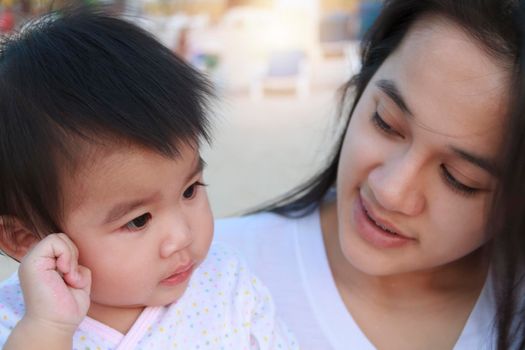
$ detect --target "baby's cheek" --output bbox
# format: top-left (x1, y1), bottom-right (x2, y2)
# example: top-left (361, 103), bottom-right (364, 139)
top-left (197, 220), bottom-right (214, 259)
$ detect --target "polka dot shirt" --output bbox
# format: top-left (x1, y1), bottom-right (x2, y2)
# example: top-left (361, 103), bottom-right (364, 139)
top-left (0, 243), bottom-right (299, 349)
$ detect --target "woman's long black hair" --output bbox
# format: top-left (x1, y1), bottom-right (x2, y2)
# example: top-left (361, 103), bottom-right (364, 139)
top-left (489, 2), bottom-right (525, 348)
top-left (259, 0), bottom-right (525, 348)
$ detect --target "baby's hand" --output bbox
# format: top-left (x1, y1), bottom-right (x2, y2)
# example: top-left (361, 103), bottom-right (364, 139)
top-left (18, 233), bottom-right (91, 332)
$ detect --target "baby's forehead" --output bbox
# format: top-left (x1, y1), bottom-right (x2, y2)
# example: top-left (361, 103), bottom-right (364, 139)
top-left (59, 140), bottom-right (199, 217)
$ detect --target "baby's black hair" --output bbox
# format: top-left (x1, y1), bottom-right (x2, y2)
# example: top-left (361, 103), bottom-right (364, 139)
top-left (0, 6), bottom-right (214, 238)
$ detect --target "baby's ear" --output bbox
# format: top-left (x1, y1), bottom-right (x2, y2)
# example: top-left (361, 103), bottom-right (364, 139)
top-left (0, 216), bottom-right (39, 261)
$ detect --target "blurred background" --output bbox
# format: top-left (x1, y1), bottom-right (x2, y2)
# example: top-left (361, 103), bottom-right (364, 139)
top-left (0, 0), bottom-right (382, 279)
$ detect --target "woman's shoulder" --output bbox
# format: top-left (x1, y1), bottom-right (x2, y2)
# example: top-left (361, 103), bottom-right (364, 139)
top-left (213, 209), bottom-right (322, 278)
top-left (216, 210), bottom-right (294, 228)
top-left (214, 209), bottom-right (318, 243)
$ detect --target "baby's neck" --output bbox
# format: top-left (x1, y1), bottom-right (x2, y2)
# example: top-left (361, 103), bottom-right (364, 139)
top-left (87, 303), bottom-right (146, 334)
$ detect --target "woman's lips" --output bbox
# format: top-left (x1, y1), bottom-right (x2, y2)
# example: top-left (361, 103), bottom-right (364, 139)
top-left (360, 197), bottom-right (408, 237)
top-left (161, 263), bottom-right (194, 286)
top-left (353, 194), bottom-right (415, 248)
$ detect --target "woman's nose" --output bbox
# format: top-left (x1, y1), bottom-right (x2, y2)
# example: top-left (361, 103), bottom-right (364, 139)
top-left (368, 153), bottom-right (426, 216)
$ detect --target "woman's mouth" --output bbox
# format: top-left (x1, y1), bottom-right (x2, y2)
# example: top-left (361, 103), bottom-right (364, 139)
top-left (362, 204), bottom-right (401, 236)
top-left (353, 194), bottom-right (414, 248)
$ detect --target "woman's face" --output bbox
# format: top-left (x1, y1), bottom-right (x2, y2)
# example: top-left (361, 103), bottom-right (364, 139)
top-left (336, 17), bottom-right (509, 276)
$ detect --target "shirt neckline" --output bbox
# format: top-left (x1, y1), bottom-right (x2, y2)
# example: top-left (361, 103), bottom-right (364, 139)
top-left (294, 208), bottom-right (376, 349)
top-left (78, 306), bottom-right (164, 348)
top-left (293, 207), bottom-right (494, 350)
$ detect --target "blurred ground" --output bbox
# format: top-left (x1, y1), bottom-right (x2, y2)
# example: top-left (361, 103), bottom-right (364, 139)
top-left (204, 88), bottom-right (342, 218)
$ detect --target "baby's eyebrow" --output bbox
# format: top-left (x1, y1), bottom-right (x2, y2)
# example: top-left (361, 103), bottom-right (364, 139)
top-left (103, 192), bottom-right (161, 225)
top-left (185, 156), bottom-right (206, 184)
top-left (102, 157), bottom-right (205, 225)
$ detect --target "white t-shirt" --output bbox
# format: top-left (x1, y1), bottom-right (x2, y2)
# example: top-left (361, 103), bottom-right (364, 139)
top-left (214, 209), bottom-right (497, 350)
top-left (0, 243), bottom-right (299, 350)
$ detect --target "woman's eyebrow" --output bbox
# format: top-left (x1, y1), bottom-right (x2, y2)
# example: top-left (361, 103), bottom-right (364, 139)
top-left (450, 146), bottom-right (498, 176)
top-left (376, 79), bottom-right (414, 117)
top-left (375, 79), bottom-right (497, 176)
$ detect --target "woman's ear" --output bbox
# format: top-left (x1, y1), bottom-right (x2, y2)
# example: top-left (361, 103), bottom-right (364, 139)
top-left (0, 216), bottom-right (39, 261)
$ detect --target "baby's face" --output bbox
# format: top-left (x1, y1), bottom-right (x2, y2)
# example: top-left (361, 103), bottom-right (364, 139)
top-left (59, 142), bottom-right (213, 325)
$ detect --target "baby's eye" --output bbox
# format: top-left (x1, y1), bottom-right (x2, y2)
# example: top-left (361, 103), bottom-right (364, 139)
top-left (125, 213), bottom-right (152, 231)
top-left (183, 181), bottom-right (206, 199)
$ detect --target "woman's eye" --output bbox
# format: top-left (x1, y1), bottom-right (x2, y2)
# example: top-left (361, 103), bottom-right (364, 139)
top-left (125, 213), bottom-right (151, 231)
top-left (183, 181), bottom-right (206, 199)
top-left (440, 165), bottom-right (479, 196)
top-left (372, 112), bottom-right (403, 138)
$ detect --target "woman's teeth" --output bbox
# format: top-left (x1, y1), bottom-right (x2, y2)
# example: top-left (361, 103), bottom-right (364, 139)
top-left (364, 208), bottom-right (398, 235)
top-left (375, 221), bottom-right (397, 234)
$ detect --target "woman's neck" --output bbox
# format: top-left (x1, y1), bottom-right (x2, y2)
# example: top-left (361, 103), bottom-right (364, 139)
top-left (319, 201), bottom-right (489, 309)
top-left (320, 201), bottom-right (489, 349)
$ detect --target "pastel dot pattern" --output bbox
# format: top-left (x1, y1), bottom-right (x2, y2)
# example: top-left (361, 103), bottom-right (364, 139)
top-left (0, 243), bottom-right (299, 349)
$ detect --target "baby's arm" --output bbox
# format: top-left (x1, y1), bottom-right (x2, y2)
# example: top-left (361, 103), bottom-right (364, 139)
top-left (4, 233), bottom-right (91, 350)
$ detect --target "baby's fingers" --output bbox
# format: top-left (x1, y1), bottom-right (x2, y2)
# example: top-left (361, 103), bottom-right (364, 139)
top-left (53, 233), bottom-right (84, 287)
top-left (53, 233), bottom-right (79, 276)
top-left (21, 233), bottom-right (77, 278)
top-left (18, 234), bottom-right (90, 328)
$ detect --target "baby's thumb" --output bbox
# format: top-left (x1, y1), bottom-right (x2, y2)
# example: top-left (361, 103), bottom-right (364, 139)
top-left (75, 265), bottom-right (92, 292)
top-left (65, 265), bottom-right (91, 292)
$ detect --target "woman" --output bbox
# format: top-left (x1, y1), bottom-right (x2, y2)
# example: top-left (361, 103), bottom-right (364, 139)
top-left (215, 0), bottom-right (525, 349)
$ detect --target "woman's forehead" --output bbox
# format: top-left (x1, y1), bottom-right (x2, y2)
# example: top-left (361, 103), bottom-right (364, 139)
top-left (372, 16), bottom-right (508, 143)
